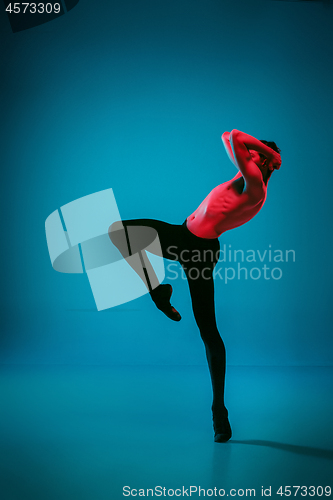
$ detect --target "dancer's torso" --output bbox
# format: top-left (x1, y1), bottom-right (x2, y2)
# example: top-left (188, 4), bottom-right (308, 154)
top-left (186, 175), bottom-right (267, 239)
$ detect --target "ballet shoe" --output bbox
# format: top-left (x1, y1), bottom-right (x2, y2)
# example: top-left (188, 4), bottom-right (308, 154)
top-left (150, 284), bottom-right (181, 322)
top-left (213, 408), bottom-right (232, 443)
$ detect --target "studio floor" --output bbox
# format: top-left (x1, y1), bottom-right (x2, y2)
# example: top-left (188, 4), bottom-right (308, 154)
top-left (1, 365), bottom-right (332, 500)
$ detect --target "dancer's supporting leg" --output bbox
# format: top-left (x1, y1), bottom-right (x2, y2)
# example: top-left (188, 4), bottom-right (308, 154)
top-left (184, 268), bottom-right (231, 442)
top-left (108, 219), bottom-right (182, 321)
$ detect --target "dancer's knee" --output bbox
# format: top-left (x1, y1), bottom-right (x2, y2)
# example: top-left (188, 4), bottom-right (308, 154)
top-left (108, 221), bottom-right (128, 253)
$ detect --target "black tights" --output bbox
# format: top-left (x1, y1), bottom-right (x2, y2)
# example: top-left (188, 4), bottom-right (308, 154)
top-left (109, 218), bottom-right (227, 414)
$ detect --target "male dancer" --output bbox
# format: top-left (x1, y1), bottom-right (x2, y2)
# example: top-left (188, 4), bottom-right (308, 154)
top-left (108, 129), bottom-right (281, 443)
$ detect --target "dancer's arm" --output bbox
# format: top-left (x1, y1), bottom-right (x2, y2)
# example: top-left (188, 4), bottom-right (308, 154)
top-left (222, 131), bottom-right (243, 181)
top-left (221, 132), bottom-right (237, 167)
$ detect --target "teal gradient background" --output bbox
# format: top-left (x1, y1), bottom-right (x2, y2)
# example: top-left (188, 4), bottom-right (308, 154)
top-left (1, 2), bottom-right (333, 500)
top-left (1, 0), bottom-right (332, 367)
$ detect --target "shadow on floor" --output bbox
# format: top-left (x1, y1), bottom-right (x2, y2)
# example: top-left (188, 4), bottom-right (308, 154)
top-left (230, 440), bottom-right (333, 460)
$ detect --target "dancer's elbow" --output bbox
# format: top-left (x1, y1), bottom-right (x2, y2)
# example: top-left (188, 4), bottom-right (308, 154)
top-left (230, 129), bottom-right (241, 141)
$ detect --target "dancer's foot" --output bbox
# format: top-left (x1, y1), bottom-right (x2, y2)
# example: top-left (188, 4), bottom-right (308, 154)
top-left (213, 408), bottom-right (232, 443)
top-left (150, 284), bottom-right (181, 322)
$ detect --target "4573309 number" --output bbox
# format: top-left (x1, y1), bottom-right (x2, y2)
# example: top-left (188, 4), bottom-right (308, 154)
top-left (276, 486), bottom-right (331, 496)
top-left (5, 3), bottom-right (61, 14)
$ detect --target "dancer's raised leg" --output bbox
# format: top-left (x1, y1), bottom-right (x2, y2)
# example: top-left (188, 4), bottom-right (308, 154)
top-left (108, 219), bottom-right (182, 321)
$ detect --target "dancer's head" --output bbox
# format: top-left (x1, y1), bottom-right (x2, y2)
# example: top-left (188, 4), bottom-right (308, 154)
top-left (250, 141), bottom-right (281, 184)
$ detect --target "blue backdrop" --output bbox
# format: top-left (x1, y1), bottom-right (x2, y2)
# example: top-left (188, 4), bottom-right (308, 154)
top-left (1, 0), bottom-right (332, 367)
